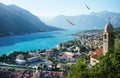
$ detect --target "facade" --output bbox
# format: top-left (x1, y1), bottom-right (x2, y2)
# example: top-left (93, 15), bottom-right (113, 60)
top-left (15, 59), bottom-right (26, 65)
top-left (90, 48), bottom-right (103, 66)
top-left (15, 54), bottom-right (26, 65)
top-left (103, 21), bottom-right (114, 55)
top-left (46, 49), bottom-right (54, 57)
top-left (27, 56), bottom-right (40, 63)
top-left (90, 21), bottom-right (114, 66)
top-left (16, 54), bottom-right (24, 60)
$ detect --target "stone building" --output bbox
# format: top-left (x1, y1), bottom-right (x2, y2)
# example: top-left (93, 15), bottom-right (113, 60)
top-left (90, 20), bottom-right (114, 66)
top-left (103, 21), bottom-right (114, 55)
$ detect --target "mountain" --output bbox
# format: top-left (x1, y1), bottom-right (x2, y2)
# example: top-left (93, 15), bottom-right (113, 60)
top-left (0, 3), bottom-right (61, 37)
top-left (43, 11), bottom-right (120, 30)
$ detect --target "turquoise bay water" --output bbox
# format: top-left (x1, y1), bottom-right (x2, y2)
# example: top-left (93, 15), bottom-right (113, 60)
top-left (0, 30), bottom-right (81, 55)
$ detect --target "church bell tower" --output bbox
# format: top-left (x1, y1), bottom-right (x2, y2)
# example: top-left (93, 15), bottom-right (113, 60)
top-left (103, 18), bottom-right (114, 55)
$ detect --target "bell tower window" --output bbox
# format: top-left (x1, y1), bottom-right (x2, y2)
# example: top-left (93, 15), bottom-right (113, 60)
top-left (104, 34), bottom-right (107, 39)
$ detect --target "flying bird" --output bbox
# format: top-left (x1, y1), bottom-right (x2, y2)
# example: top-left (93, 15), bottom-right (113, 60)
top-left (85, 4), bottom-right (91, 10)
top-left (66, 19), bottom-right (75, 26)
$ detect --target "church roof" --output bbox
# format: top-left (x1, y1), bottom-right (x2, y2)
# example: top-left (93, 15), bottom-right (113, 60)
top-left (104, 22), bottom-right (113, 32)
top-left (90, 48), bottom-right (103, 60)
top-left (95, 48), bottom-right (103, 55)
top-left (91, 54), bottom-right (99, 60)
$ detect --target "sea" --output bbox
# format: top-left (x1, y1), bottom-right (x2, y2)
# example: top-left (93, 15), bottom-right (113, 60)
top-left (0, 29), bottom-right (82, 55)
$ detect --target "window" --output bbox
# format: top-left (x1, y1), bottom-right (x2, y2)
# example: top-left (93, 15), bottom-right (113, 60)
top-left (104, 34), bottom-right (107, 39)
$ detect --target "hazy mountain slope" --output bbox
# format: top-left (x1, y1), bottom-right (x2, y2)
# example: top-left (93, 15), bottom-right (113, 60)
top-left (0, 3), bottom-right (61, 37)
top-left (43, 11), bottom-right (120, 30)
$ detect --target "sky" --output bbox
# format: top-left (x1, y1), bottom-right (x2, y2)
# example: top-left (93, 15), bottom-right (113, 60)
top-left (0, 0), bottom-right (120, 17)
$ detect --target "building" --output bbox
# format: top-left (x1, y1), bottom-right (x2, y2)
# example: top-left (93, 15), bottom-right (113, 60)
top-left (103, 21), bottom-right (114, 55)
top-left (16, 54), bottom-right (24, 60)
top-left (28, 52), bottom-right (40, 57)
top-left (90, 48), bottom-right (103, 66)
top-left (27, 56), bottom-right (40, 63)
top-left (59, 52), bottom-right (76, 62)
top-left (46, 49), bottom-right (54, 57)
top-left (15, 54), bottom-right (26, 65)
top-left (90, 20), bottom-right (114, 66)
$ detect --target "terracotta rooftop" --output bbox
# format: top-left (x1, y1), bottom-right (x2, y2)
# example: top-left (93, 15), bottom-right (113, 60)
top-left (91, 48), bottom-right (103, 60)
top-left (95, 48), bottom-right (103, 55)
top-left (47, 50), bottom-right (53, 52)
top-left (91, 54), bottom-right (99, 60)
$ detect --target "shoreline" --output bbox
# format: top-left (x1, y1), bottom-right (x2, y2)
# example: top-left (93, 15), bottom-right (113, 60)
top-left (0, 29), bottom-right (103, 56)
top-left (0, 30), bottom-right (76, 56)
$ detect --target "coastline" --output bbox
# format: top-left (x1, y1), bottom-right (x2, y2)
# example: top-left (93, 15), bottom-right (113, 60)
top-left (0, 30), bottom-right (77, 55)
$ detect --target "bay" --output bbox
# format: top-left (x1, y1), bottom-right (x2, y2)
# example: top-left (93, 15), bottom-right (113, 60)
top-left (0, 29), bottom-right (81, 55)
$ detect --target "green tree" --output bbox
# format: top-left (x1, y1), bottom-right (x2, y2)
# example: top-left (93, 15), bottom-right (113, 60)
top-left (25, 63), bottom-right (29, 71)
top-left (67, 53), bottom-right (120, 78)
top-left (8, 68), bottom-right (15, 72)
top-left (115, 38), bottom-right (120, 53)
top-left (67, 57), bottom-right (88, 78)
top-left (90, 53), bottom-right (120, 78)
top-left (38, 62), bottom-right (44, 69)
top-left (48, 57), bottom-right (58, 70)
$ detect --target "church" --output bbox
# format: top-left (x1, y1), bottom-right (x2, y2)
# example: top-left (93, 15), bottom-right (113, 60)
top-left (90, 20), bottom-right (114, 66)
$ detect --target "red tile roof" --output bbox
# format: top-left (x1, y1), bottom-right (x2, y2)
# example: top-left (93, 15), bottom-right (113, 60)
top-left (91, 48), bottom-right (103, 60)
top-left (95, 48), bottom-right (103, 55)
top-left (91, 54), bottom-right (99, 60)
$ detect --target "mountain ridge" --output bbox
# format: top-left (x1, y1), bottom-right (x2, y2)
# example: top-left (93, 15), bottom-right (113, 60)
top-left (0, 3), bottom-right (62, 37)
top-left (42, 11), bottom-right (120, 30)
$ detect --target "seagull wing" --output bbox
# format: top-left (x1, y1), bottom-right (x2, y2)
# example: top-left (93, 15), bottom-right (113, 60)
top-left (66, 19), bottom-right (75, 25)
top-left (85, 4), bottom-right (90, 10)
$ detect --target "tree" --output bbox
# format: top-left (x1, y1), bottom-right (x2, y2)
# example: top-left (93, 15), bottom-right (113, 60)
top-left (67, 57), bottom-right (88, 78)
top-left (90, 53), bottom-right (120, 78)
top-left (25, 63), bottom-right (29, 71)
top-left (38, 62), bottom-right (43, 69)
top-left (8, 68), bottom-right (15, 72)
top-left (80, 45), bottom-right (86, 52)
top-left (48, 57), bottom-right (59, 70)
top-left (115, 38), bottom-right (120, 53)
top-left (67, 53), bottom-right (120, 78)
top-left (61, 48), bottom-right (67, 52)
